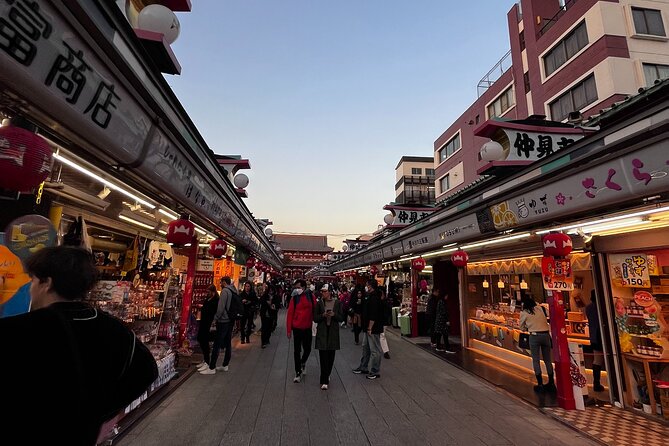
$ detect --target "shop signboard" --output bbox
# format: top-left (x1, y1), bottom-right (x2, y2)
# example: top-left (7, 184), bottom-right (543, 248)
top-left (500, 129), bottom-right (584, 163)
top-left (0, 244), bottom-right (31, 318)
top-left (403, 232), bottom-right (434, 253)
top-left (383, 204), bottom-right (436, 228)
top-left (434, 213), bottom-right (481, 245)
top-left (196, 259), bottom-right (214, 272)
top-left (486, 140), bottom-right (669, 231)
top-left (0, 1), bottom-right (150, 165)
top-left (4, 215), bottom-right (56, 262)
top-left (608, 253), bottom-right (651, 288)
top-left (542, 257), bottom-right (574, 291)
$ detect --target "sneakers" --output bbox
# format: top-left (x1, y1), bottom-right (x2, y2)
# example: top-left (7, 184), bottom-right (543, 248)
top-left (196, 362), bottom-right (209, 371)
top-left (320, 384), bottom-right (328, 390)
top-left (216, 365), bottom-right (229, 372)
top-left (241, 339), bottom-right (246, 344)
top-left (384, 352), bottom-right (390, 359)
top-left (352, 368), bottom-right (368, 374)
top-left (195, 361), bottom-right (207, 369)
top-left (293, 375), bottom-right (301, 383)
top-left (199, 368), bottom-right (216, 375)
top-left (444, 350), bottom-right (456, 354)
top-left (261, 344), bottom-right (267, 349)
top-left (435, 348), bottom-right (445, 352)
top-left (301, 363), bottom-right (306, 375)
top-left (366, 373), bottom-right (380, 380)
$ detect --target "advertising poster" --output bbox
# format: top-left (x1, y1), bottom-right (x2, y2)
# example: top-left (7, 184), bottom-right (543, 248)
top-left (608, 253), bottom-right (651, 288)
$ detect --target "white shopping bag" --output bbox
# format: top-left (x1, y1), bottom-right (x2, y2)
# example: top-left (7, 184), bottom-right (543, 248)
top-left (380, 332), bottom-right (389, 353)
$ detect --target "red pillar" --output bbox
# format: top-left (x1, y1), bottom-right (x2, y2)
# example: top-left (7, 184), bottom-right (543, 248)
top-left (411, 268), bottom-right (418, 338)
top-left (178, 238), bottom-right (198, 347)
top-left (548, 290), bottom-right (576, 410)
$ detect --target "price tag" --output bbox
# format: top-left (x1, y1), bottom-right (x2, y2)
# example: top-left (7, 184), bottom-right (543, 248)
top-left (542, 257), bottom-right (574, 291)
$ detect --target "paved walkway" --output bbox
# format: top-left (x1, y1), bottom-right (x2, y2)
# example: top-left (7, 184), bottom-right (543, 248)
top-left (118, 313), bottom-right (597, 446)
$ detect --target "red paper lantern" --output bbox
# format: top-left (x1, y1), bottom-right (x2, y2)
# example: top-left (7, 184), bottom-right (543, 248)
top-left (451, 249), bottom-right (469, 268)
top-left (412, 257), bottom-right (426, 271)
top-left (0, 125), bottom-right (52, 192)
top-left (209, 239), bottom-right (228, 258)
top-left (542, 232), bottom-right (573, 257)
top-left (166, 215), bottom-right (195, 246)
top-left (246, 257), bottom-right (256, 268)
top-left (370, 265), bottom-right (378, 275)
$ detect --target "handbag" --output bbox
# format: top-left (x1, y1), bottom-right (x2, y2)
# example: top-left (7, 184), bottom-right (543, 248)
top-left (518, 332), bottom-right (530, 350)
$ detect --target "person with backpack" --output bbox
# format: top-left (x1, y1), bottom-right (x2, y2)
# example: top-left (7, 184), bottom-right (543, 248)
top-left (201, 276), bottom-right (239, 375)
top-left (286, 279), bottom-right (316, 383)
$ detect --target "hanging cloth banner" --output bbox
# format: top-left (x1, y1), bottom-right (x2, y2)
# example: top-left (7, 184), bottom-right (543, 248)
top-left (122, 236), bottom-right (140, 273)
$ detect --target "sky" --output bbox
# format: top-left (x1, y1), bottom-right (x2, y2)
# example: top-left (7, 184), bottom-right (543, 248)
top-left (167, 1), bottom-right (516, 251)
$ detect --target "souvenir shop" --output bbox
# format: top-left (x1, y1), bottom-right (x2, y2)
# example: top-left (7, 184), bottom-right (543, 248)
top-left (0, 1), bottom-right (281, 442)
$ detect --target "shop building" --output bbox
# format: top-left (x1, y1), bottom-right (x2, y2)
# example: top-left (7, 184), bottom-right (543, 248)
top-left (0, 1), bottom-right (281, 441)
top-left (274, 234), bottom-right (333, 279)
top-left (331, 78), bottom-right (669, 420)
top-left (434, 0), bottom-right (669, 203)
top-left (394, 156), bottom-right (436, 206)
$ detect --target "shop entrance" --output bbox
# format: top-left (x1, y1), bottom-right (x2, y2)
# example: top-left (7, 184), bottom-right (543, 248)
top-left (433, 260), bottom-right (461, 340)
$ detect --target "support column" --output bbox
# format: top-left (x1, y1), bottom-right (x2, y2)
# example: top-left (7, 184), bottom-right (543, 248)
top-left (549, 290), bottom-right (576, 410)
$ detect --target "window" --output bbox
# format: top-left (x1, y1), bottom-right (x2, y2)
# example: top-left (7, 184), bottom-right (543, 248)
top-left (549, 75), bottom-right (598, 122)
top-left (475, 114), bottom-right (480, 124)
top-left (411, 167), bottom-right (422, 175)
top-left (519, 30), bottom-right (525, 51)
top-left (487, 87), bottom-right (514, 118)
top-left (439, 174), bottom-right (450, 193)
top-left (426, 168), bottom-right (435, 176)
top-left (544, 22), bottom-right (588, 76)
top-left (632, 7), bottom-right (666, 36)
top-left (438, 133), bottom-right (461, 163)
top-left (643, 63), bottom-right (669, 86)
top-left (523, 72), bottom-right (531, 93)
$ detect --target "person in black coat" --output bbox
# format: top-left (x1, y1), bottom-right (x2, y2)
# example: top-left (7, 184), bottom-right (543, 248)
top-left (260, 284), bottom-right (280, 347)
top-left (434, 293), bottom-right (454, 353)
top-left (196, 285), bottom-right (219, 371)
top-left (239, 282), bottom-right (258, 344)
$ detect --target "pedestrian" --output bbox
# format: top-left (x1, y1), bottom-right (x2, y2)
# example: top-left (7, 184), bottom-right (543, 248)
top-left (239, 281), bottom-right (258, 344)
top-left (314, 283), bottom-right (343, 390)
top-left (201, 276), bottom-right (237, 375)
top-left (0, 246), bottom-right (158, 444)
top-left (434, 293), bottom-right (455, 354)
top-left (270, 284), bottom-right (281, 332)
top-left (586, 290), bottom-right (605, 392)
top-left (196, 285), bottom-right (220, 372)
top-left (520, 295), bottom-right (555, 392)
top-left (339, 285), bottom-right (351, 328)
top-left (352, 280), bottom-right (384, 380)
top-left (286, 279), bottom-right (316, 383)
top-left (351, 287), bottom-right (364, 345)
top-left (259, 284), bottom-right (277, 348)
top-left (426, 287), bottom-right (439, 347)
top-left (379, 287), bottom-right (392, 359)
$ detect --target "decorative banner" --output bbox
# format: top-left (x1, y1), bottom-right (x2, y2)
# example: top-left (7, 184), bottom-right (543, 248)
top-left (122, 236), bottom-right (139, 273)
top-left (542, 257), bottom-right (574, 291)
top-left (4, 214), bottom-right (57, 262)
top-left (608, 253), bottom-right (650, 288)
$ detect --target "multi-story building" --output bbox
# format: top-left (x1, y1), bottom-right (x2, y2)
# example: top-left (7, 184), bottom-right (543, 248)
top-left (394, 156), bottom-right (436, 205)
top-left (274, 234), bottom-right (333, 278)
top-left (434, 0), bottom-right (669, 202)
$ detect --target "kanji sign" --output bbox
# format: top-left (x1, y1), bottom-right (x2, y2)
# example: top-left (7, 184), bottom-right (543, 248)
top-left (542, 257), bottom-right (574, 291)
top-left (503, 129), bottom-right (583, 162)
top-left (608, 253), bottom-right (651, 288)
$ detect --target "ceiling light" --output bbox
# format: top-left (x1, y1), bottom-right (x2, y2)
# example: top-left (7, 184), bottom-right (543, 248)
top-left (54, 153), bottom-right (155, 209)
top-left (535, 205), bottom-right (669, 234)
top-left (482, 279), bottom-right (489, 288)
top-left (497, 280), bottom-right (505, 289)
top-left (520, 279), bottom-right (528, 290)
top-left (119, 214), bottom-right (155, 230)
top-left (158, 229), bottom-right (167, 235)
top-left (566, 218), bottom-right (645, 235)
top-left (158, 208), bottom-right (178, 220)
top-left (461, 232), bottom-right (531, 250)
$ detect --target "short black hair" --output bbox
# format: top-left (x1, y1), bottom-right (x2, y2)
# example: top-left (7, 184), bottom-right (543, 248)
top-left (25, 246), bottom-right (97, 300)
top-left (294, 279), bottom-right (307, 288)
top-left (221, 276), bottom-right (232, 285)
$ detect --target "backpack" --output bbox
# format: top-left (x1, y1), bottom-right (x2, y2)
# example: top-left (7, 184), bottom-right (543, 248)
top-left (226, 288), bottom-right (244, 321)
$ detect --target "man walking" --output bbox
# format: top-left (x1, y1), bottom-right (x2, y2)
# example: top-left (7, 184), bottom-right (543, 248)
top-left (286, 279), bottom-right (316, 383)
top-left (353, 280), bottom-right (383, 379)
top-left (201, 276), bottom-right (237, 375)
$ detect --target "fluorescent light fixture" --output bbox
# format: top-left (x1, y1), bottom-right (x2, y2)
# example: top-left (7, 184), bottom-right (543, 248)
top-left (536, 206), bottom-right (669, 235)
top-left (54, 153), bottom-right (155, 209)
top-left (119, 214), bottom-right (155, 230)
top-left (461, 232), bottom-right (531, 250)
top-left (566, 218), bottom-right (645, 235)
top-left (194, 226), bottom-right (207, 235)
top-left (158, 208), bottom-right (178, 220)
top-left (158, 229), bottom-right (167, 235)
top-left (442, 243), bottom-right (457, 248)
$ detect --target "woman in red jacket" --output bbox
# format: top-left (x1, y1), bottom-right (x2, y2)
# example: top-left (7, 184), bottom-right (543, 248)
top-left (286, 279), bottom-right (316, 383)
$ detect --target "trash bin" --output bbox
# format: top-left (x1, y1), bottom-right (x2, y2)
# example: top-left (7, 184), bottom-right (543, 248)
top-left (399, 315), bottom-right (411, 336)
top-left (392, 307), bottom-right (400, 328)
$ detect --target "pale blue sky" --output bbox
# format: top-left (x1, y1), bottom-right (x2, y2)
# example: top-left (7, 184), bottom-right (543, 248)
top-left (167, 1), bottom-right (515, 249)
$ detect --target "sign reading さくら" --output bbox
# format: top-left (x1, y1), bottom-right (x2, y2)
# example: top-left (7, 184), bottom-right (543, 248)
top-left (608, 253), bottom-right (651, 288)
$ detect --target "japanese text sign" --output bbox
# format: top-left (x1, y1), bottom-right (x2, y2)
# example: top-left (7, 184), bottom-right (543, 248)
top-left (608, 253), bottom-right (651, 288)
top-left (542, 257), bottom-right (574, 291)
top-left (502, 129), bottom-right (583, 162)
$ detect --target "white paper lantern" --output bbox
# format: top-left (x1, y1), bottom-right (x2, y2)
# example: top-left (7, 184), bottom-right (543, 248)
top-left (264, 227), bottom-right (273, 237)
top-left (383, 213), bottom-right (394, 225)
top-left (138, 5), bottom-right (181, 44)
top-left (342, 245), bottom-right (349, 252)
top-left (480, 141), bottom-right (507, 162)
top-left (233, 173), bottom-right (249, 189)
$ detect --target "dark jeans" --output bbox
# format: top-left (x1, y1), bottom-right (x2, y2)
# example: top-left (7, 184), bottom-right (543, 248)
top-left (319, 350), bottom-right (336, 385)
top-left (240, 312), bottom-right (254, 340)
top-left (270, 310), bottom-right (278, 332)
top-left (434, 331), bottom-right (450, 350)
top-left (529, 332), bottom-right (554, 377)
top-left (261, 315), bottom-right (273, 346)
top-left (197, 329), bottom-right (212, 364)
top-left (292, 328), bottom-right (312, 375)
top-left (358, 332), bottom-right (382, 374)
top-left (209, 321), bottom-right (232, 369)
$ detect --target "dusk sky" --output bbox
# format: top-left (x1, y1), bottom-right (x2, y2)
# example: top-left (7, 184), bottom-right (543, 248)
top-left (167, 1), bottom-right (515, 250)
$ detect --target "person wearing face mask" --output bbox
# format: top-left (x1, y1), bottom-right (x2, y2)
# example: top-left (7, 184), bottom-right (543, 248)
top-left (286, 279), bottom-right (316, 383)
top-left (314, 284), bottom-right (343, 390)
top-left (352, 280), bottom-right (384, 380)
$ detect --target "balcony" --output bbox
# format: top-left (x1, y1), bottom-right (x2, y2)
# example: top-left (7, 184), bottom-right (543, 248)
top-left (403, 175), bottom-right (435, 186)
top-left (477, 50), bottom-right (512, 97)
top-left (539, 0), bottom-right (578, 36)
top-left (396, 190), bottom-right (436, 205)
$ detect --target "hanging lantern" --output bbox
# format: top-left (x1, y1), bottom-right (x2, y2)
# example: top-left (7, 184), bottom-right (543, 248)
top-left (0, 125), bottom-right (52, 192)
top-left (137, 4), bottom-right (181, 44)
top-left (209, 239), bottom-right (228, 258)
top-left (246, 257), bottom-right (256, 268)
top-left (411, 257), bottom-right (426, 271)
top-left (542, 232), bottom-right (573, 257)
top-left (166, 214), bottom-right (195, 246)
top-left (451, 249), bottom-right (469, 268)
top-left (370, 265), bottom-right (378, 276)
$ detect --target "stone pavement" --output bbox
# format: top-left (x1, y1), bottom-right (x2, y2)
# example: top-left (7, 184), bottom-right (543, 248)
top-left (117, 313), bottom-right (598, 446)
